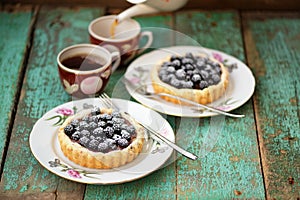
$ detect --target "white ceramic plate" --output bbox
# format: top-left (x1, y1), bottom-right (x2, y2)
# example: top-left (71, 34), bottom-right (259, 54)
top-left (29, 98), bottom-right (174, 184)
top-left (124, 46), bottom-right (255, 117)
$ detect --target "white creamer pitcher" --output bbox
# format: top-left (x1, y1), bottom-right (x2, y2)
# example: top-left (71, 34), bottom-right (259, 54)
top-left (117, 0), bottom-right (188, 22)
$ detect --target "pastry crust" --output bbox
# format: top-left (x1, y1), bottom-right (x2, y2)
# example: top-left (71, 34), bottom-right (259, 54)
top-left (58, 109), bottom-right (145, 169)
top-left (151, 54), bottom-right (229, 105)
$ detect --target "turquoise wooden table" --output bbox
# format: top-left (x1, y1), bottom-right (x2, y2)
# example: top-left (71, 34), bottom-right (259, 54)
top-left (0, 4), bottom-right (299, 200)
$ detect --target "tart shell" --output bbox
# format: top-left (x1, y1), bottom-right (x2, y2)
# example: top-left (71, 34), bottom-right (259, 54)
top-left (58, 109), bottom-right (145, 169)
top-left (151, 55), bottom-right (229, 105)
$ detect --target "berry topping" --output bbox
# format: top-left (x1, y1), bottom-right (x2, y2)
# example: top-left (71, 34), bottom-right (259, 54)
top-left (64, 125), bottom-right (75, 136)
top-left (117, 138), bottom-right (129, 148)
top-left (158, 53), bottom-right (222, 90)
top-left (63, 107), bottom-right (137, 152)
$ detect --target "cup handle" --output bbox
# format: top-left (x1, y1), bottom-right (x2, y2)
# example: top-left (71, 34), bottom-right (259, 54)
top-left (137, 31), bottom-right (153, 54)
top-left (110, 51), bottom-right (121, 73)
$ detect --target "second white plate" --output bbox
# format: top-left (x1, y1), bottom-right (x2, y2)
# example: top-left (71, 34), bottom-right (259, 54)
top-left (124, 46), bottom-right (255, 117)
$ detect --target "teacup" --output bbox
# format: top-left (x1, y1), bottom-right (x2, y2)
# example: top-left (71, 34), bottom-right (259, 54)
top-left (88, 15), bottom-right (153, 66)
top-left (57, 44), bottom-right (120, 98)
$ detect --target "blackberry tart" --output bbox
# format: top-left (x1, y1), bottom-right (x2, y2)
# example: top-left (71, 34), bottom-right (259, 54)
top-left (151, 53), bottom-right (229, 105)
top-left (58, 107), bottom-right (145, 169)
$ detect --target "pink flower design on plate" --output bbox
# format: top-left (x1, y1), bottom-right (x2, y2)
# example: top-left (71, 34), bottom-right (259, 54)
top-left (129, 77), bottom-right (140, 84)
top-left (212, 52), bottom-right (223, 63)
top-left (67, 169), bottom-right (82, 178)
top-left (56, 108), bottom-right (74, 116)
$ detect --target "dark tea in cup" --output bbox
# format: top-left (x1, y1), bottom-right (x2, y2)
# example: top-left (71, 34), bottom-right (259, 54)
top-left (57, 44), bottom-right (120, 98)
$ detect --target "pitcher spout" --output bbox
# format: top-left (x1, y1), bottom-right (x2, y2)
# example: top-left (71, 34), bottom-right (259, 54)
top-left (117, 4), bottom-right (158, 22)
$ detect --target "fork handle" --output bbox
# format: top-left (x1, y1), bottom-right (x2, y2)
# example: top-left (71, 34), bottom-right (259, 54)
top-left (155, 93), bottom-right (245, 118)
top-left (139, 122), bottom-right (198, 160)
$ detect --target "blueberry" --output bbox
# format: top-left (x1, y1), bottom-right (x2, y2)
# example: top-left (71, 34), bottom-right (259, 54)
top-left (191, 74), bottom-right (201, 83)
top-left (167, 66), bottom-right (176, 73)
top-left (97, 142), bottom-right (109, 152)
top-left (64, 125), bottom-right (75, 137)
top-left (199, 81), bottom-right (209, 90)
top-left (79, 136), bottom-right (90, 147)
top-left (121, 130), bottom-right (131, 141)
top-left (104, 127), bottom-right (114, 138)
top-left (175, 69), bottom-right (186, 79)
top-left (88, 139), bottom-right (100, 151)
top-left (70, 131), bottom-right (80, 141)
top-left (93, 127), bottom-right (104, 137)
top-left (118, 138), bottom-right (129, 148)
top-left (91, 107), bottom-right (101, 116)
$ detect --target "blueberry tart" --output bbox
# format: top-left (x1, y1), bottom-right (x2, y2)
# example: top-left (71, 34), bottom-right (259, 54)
top-left (58, 107), bottom-right (145, 169)
top-left (151, 53), bottom-right (229, 104)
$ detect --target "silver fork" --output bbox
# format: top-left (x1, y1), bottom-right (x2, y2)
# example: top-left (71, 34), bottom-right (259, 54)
top-left (122, 78), bottom-right (245, 118)
top-left (99, 93), bottom-right (198, 160)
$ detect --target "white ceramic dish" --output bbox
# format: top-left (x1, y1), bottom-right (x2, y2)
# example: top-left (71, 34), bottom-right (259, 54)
top-left (124, 46), bottom-right (255, 117)
top-left (29, 98), bottom-right (174, 184)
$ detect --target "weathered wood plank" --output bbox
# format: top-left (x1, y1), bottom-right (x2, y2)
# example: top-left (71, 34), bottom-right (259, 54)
top-left (242, 12), bottom-right (300, 199)
top-left (0, 6), bottom-right (104, 198)
top-left (174, 10), bottom-right (265, 199)
top-left (84, 14), bottom-right (178, 200)
top-left (0, 4), bottom-right (33, 176)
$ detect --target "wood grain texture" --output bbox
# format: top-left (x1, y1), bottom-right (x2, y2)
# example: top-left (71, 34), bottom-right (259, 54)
top-left (174, 11), bottom-right (265, 199)
top-left (242, 12), bottom-right (300, 199)
top-left (0, 5), bottom-right (33, 175)
top-left (0, 6), bottom-right (103, 198)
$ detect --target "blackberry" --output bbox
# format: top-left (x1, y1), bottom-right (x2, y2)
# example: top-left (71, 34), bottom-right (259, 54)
top-left (104, 127), bottom-right (114, 138)
top-left (182, 80), bottom-right (193, 88)
top-left (98, 121), bottom-right (106, 128)
top-left (126, 125), bottom-right (135, 134)
top-left (89, 122), bottom-right (97, 130)
top-left (91, 107), bottom-right (101, 116)
top-left (70, 119), bottom-right (79, 127)
top-left (166, 66), bottom-right (176, 73)
top-left (112, 117), bottom-right (125, 124)
top-left (175, 69), bottom-right (186, 80)
top-left (71, 131), bottom-right (80, 141)
top-left (200, 70), bottom-right (209, 79)
top-left (79, 136), bottom-right (90, 147)
top-left (113, 134), bottom-right (122, 141)
top-left (191, 74), bottom-right (201, 83)
top-left (97, 142), bottom-right (109, 153)
top-left (88, 139), bottom-right (100, 151)
top-left (111, 111), bottom-right (121, 118)
top-left (106, 120), bottom-right (114, 127)
top-left (64, 125), bottom-right (75, 137)
top-left (182, 58), bottom-right (194, 65)
top-left (161, 74), bottom-right (170, 82)
top-left (199, 80), bottom-right (209, 90)
top-left (80, 130), bottom-right (90, 137)
top-left (212, 74), bottom-right (220, 83)
top-left (159, 69), bottom-right (168, 77)
top-left (88, 116), bottom-right (98, 123)
top-left (121, 130), bottom-right (131, 141)
top-left (113, 124), bottom-right (122, 134)
top-left (82, 116), bottom-right (89, 122)
top-left (106, 139), bottom-right (117, 151)
top-left (78, 121), bottom-right (89, 130)
top-left (170, 78), bottom-right (180, 88)
top-left (185, 63), bottom-right (195, 70)
top-left (118, 138), bottom-right (129, 148)
top-left (172, 59), bottom-right (181, 69)
top-left (93, 127), bottom-right (104, 137)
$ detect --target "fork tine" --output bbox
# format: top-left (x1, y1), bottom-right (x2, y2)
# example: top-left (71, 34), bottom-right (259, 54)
top-left (99, 93), bottom-right (118, 110)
